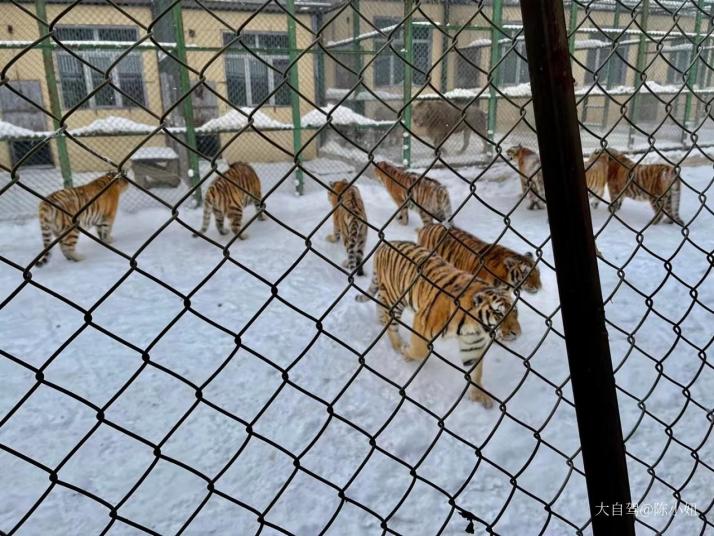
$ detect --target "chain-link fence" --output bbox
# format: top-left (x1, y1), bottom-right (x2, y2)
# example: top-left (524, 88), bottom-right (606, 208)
top-left (0, 0), bottom-right (712, 534)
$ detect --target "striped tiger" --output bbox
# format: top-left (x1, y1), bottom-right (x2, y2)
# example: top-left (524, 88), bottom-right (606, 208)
top-left (417, 223), bottom-right (542, 293)
top-left (584, 149), bottom-right (609, 209)
top-left (195, 162), bottom-right (265, 239)
top-left (592, 149), bottom-right (683, 225)
top-left (36, 171), bottom-right (130, 266)
top-left (356, 240), bottom-right (520, 407)
top-left (506, 145), bottom-right (546, 210)
top-left (326, 179), bottom-right (368, 276)
top-left (373, 160), bottom-right (452, 227)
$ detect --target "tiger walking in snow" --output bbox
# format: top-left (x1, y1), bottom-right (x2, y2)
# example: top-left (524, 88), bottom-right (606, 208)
top-left (326, 179), bottom-right (368, 276)
top-left (194, 162), bottom-right (265, 239)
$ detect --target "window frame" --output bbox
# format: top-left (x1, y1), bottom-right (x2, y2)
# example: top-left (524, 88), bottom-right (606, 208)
top-left (372, 18), bottom-right (432, 88)
top-left (499, 33), bottom-right (529, 87)
top-left (223, 32), bottom-right (291, 107)
top-left (55, 25), bottom-right (147, 110)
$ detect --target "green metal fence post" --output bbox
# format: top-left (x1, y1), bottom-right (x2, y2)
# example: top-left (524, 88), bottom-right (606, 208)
top-left (171, 1), bottom-right (201, 205)
top-left (627, 0), bottom-right (650, 148)
top-left (568, 1), bottom-right (579, 53)
top-left (440, 0), bottom-right (450, 93)
top-left (601, 1), bottom-right (622, 131)
top-left (351, 0), bottom-right (365, 115)
top-left (402, 0), bottom-right (414, 167)
top-left (287, 0), bottom-right (304, 195)
top-left (486, 0), bottom-right (503, 154)
top-left (35, 0), bottom-right (72, 187)
top-left (681, 0), bottom-right (705, 144)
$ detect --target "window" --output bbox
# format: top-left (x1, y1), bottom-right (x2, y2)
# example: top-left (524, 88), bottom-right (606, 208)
top-left (500, 37), bottom-right (529, 86)
top-left (224, 33), bottom-right (290, 107)
top-left (55, 27), bottom-right (146, 109)
top-left (334, 45), bottom-right (358, 89)
top-left (456, 46), bottom-right (482, 88)
top-left (373, 18), bottom-right (431, 87)
top-left (584, 34), bottom-right (629, 86)
top-left (666, 38), bottom-right (691, 84)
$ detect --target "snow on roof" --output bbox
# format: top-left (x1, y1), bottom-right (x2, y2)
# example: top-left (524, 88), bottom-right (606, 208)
top-left (69, 116), bottom-right (158, 136)
top-left (574, 39), bottom-right (610, 49)
top-left (196, 108), bottom-right (290, 132)
top-left (301, 105), bottom-right (391, 128)
top-left (130, 146), bottom-right (179, 160)
top-left (325, 88), bottom-right (402, 101)
top-left (0, 120), bottom-right (43, 139)
top-left (464, 38), bottom-right (492, 48)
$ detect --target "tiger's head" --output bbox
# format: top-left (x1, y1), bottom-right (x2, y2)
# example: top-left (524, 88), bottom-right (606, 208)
top-left (461, 286), bottom-right (521, 342)
top-left (506, 145), bottom-right (523, 161)
top-left (504, 251), bottom-right (541, 294)
top-left (110, 171), bottom-right (130, 193)
top-left (328, 179), bottom-right (349, 201)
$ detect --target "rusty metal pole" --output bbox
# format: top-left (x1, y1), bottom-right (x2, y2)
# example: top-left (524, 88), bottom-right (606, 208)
top-left (518, 2), bottom-right (635, 535)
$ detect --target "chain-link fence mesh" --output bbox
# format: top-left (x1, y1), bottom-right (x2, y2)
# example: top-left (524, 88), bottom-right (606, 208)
top-left (0, 0), bottom-right (712, 534)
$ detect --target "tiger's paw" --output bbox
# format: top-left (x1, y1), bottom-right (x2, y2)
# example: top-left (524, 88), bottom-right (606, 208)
top-left (468, 388), bottom-right (494, 409)
top-left (325, 234), bottom-right (338, 243)
top-left (219, 229), bottom-right (229, 236)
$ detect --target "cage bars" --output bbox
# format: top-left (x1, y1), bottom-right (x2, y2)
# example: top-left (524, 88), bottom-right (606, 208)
top-left (170, 0), bottom-right (201, 205)
top-left (35, 0), bottom-right (72, 187)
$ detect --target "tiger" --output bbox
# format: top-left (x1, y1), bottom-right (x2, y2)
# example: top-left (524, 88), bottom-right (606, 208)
top-left (356, 240), bottom-right (521, 407)
top-left (194, 161), bottom-right (265, 239)
top-left (412, 100), bottom-right (488, 155)
top-left (505, 145), bottom-right (547, 210)
top-left (36, 171), bottom-right (130, 266)
top-left (373, 161), bottom-right (452, 227)
top-left (584, 149), bottom-right (609, 210)
top-left (588, 149), bottom-right (683, 225)
top-left (417, 223), bottom-right (542, 294)
top-left (326, 179), bottom-right (368, 276)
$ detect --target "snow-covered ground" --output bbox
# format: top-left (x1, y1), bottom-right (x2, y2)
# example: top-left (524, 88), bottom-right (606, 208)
top-left (0, 159), bottom-right (712, 535)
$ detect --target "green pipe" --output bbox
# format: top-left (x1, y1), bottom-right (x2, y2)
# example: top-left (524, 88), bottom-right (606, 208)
top-left (681, 0), bottom-right (705, 144)
top-left (568, 1), bottom-right (579, 53)
top-left (601, 1), bottom-right (621, 131)
top-left (487, 0), bottom-right (503, 153)
top-left (35, 0), bottom-right (72, 187)
top-left (402, 0), bottom-right (413, 166)
top-left (287, 0), bottom-right (304, 195)
top-left (440, 0), bottom-right (450, 93)
top-left (627, 0), bottom-right (650, 148)
top-left (352, 0), bottom-right (364, 115)
top-left (171, 2), bottom-right (201, 205)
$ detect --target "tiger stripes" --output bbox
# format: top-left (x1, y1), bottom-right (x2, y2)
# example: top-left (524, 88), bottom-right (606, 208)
top-left (326, 179), bottom-right (368, 276)
top-left (506, 145), bottom-right (547, 210)
top-left (373, 160), bottom-right (452, 227)
top-left (590, 149), bottom-right (683, 225)
top-left (195, 162), bottom-right (265, 239)
top-left (36, 171), bottom-right (130, 266)
top-left (356, 240), bottom-right (520, 407)
top-left (417, 223), bottom-right (542, 293)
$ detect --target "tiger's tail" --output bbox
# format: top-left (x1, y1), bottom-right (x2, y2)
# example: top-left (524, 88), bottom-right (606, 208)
top-left (36, 201), bottom-right (54, 267)
top-left (356, 267), bottom-right (378, 302)
top-left (667, 172), bottom-right (683, 226)
top-left (194, 197), bottom-right (212, 237)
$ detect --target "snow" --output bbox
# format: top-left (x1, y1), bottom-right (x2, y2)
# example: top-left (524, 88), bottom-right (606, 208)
top-left (0, 120), bottom-right (43, 140)
top-left (69, 116), bottom-right (158, 136)
top-left (301, 105), bottom-right (392, 128)
top-left (574, 39), bottom-right (609, 49)
top-left (129, 147), bottom-right (179, 161)
top-left (196, 108), bottom-right (290, 132)
top-left (1, 159), bottom-right (712, 534)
